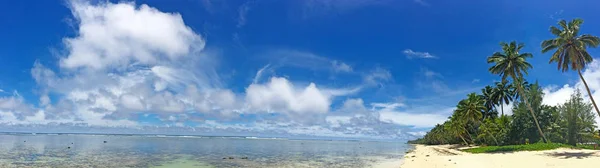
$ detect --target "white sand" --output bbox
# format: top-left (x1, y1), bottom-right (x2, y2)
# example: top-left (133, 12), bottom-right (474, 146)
top-left (372, 159), bottom-right (402, 168)
top-left (398, 145), bottom-right (600, 168)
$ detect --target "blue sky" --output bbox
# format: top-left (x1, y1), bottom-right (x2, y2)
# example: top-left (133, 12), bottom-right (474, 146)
top-left (1, 0), bottom-right (600, 140)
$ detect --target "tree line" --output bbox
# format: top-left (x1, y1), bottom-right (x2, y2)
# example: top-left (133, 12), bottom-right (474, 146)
top-left (409, 19), bottom-right (600, 146)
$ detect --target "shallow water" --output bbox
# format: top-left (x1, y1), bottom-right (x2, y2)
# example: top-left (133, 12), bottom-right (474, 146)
top-left (0, 134), bottom-right (411, 168)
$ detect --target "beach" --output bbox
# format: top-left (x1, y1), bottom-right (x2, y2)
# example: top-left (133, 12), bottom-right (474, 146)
top-left (400, 145), bottom-right (600, 168)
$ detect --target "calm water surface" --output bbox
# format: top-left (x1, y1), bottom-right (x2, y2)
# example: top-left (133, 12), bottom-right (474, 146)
top-left (0, 134), bottom-right (412, 168)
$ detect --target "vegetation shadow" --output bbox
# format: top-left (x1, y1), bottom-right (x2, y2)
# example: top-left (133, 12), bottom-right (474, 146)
top-left (545, 152), bottom-right (596, 159)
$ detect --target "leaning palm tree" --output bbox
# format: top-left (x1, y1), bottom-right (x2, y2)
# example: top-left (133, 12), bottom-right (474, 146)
top-left (492, 80), bottom-right (514, 116)
top-left (487, 41), bottom-right (548, 143)
top-left (445, 115), bottom-right (469, 145)
top-left (541, 18), bottom-right (600, 119)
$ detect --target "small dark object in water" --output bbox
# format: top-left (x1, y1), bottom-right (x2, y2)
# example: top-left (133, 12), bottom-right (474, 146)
top-left (222, 157), bottom-right (226, 159)
top-left (228, 157), bottom-right (234, 159)
top-left (71, 143), bottom-right (74, 144)
top-left (241, 157), bottom-right (248, 159)
top-left (23, 141), bottom-right (26, 142)
top-left (103, 141), bottom-right (107, 143)
top-left (67, 147), bottom-right (71, 149)
top-left (426, 155), bottom-right (430, 157)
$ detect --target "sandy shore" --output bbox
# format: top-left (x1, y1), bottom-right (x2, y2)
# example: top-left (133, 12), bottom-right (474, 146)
top-left (400, 144), bottom-right (600, 168)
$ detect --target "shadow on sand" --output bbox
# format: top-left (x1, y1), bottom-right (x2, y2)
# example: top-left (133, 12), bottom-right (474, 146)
top-left (544, 151), bottom-right (597, 159)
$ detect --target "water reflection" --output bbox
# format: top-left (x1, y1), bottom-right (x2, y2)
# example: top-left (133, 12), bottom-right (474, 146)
top-left (0, 134), bottom-right (410, 168)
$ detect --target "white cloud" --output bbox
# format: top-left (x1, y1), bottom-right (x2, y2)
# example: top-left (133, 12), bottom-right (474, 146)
top-left (237, 1), bottom-right (253, 28)
top-left (407, 131), bottom-right (427, 137)
top-left (267, 49), bottom-right (353, 73)
top-left (0, 0), bottom-right (441, 140)
top-left (363, 67), bottom-right (392, 86)
top-left (331, 60), bottom-right (353, 72)
top-left (253, 64), bottom-right (271, 84)
top-left (245, 77), bottom-right (331, 116)
top-left (61, 0), bottom-right (204, 70)
top-left (378, 105), bottom-right (452, 128)
top-left (403, 49), bottom-right (436, 59)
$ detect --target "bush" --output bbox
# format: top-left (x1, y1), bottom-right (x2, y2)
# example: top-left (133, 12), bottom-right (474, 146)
top-left (463, 143), bottom-right (572, 153)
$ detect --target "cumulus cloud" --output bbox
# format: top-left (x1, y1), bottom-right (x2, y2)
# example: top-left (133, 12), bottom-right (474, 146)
top-left (0, 0), bottom-right (443, 140)
top-left (62, 0), bottom-right (204, 70)
top-left (403, 49), bottom-right (436, 59)
top-left (246, 77), bottom-right (337, 118)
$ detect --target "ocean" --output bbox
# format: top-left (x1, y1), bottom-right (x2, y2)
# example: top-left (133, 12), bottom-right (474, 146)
top-left (0, 134), bottom-right (412, 168)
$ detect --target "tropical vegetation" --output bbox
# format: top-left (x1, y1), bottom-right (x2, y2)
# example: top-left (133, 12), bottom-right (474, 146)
top-left (408, 19), bottom-right (600, 149)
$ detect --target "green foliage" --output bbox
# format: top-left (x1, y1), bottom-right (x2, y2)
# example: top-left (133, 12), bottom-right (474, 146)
top-left (487, 41), bottom-right (548, 143)
top-left (463, 143), bottom-right (573, 153)
top-left (412, 21), bottom-right (600, 146)
top-left (476, 116), bottom-right (510, 145)
top-left (558, 89), bottom-right (597, 145)
top-left (542, 18), bottom-right (600, 129)
top-left (542, 19), bottom-right (600, 72)
top-left (487, 41), bottom-right (533, 82)
top-left (508, 82), bottom-right (558, 143)
top-left (491, 81), bottom-right (515, 116)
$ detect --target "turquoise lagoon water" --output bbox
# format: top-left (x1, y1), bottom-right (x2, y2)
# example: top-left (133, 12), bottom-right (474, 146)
top-left (0, 134), bottom-right (412, 168)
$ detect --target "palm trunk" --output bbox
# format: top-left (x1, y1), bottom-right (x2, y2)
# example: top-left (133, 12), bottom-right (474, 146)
top-left (578, 70), bottom-right (600, 120)
top-left (458, 134), bottom-right (469, 146)
top-left (482, 121), bottom-right (500, 146)
top-left (501, 102), bottom-right (504, 116)
top-left (516, 81), bottom-right (548, 143)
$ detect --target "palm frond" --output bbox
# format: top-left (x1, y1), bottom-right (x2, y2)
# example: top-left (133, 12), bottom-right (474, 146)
top-left (558, 20), bottom-right (568, 30)
top-left (550, 26), bottom-right (562, 36)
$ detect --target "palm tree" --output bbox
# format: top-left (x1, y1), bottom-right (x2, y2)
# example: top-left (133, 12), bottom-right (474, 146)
top-left (492, 80), bottom-right (514, 116)
top-left (487, 41), bottom-right (549, 143)
top-left (482, 86), bottom-right (496, 119)
top-left (445, 115), bottom-right (469, 145)
top-left (457, 93), bottom-right (485, 123)
top-left (541, 18), bottom-right (600, 119)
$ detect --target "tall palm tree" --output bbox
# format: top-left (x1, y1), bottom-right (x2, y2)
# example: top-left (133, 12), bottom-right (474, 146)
top-left (492, 80), bottom-right (514, 116)
top-left (541, 18), bottom-right (600, 119)
top-left (487, 41), bottom-right (548, 143)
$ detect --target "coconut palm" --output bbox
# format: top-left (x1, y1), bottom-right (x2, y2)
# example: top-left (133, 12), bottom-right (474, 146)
top-left (492, 80), bottom-right (514, 116)
top-left (457, 93), bottom-right (485, 123)
top-left (541, 18), bottom-right (600, 119)
top-left (487, 41), bottom-right (548, 143)
top-left (482, 85), bottom-right (496, 119)
top-left (445, 115), bottom-right (469, 145)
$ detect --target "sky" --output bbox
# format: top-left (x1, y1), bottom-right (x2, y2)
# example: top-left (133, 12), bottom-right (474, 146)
top-left (1, 0), bottom-right (600, 140)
